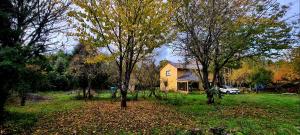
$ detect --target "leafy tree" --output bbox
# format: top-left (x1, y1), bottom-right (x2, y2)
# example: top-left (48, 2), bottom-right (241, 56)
top-left (53, 52), bottom-right (70, 75)
top-left (174, 0), bottom-right (293, 103)
top-left (68, 43), bottom-right (103, 99)
top-left (0, 0), bottom-right (20, 118)
top-left (229, 61), bottom-right (252, 86)
top-left (291, 47), bottom-right (300, 75)
top-left (0, 0), bottom-right (69, 115)
top-left (271, 61), bottom-right (299, 82)
top-left (69, 0), bottom-right (175, 107)
top-left (250, 67), bottom-right (273, 91)
top-left (46, 50), bottom-right (72, 91)
top-left (135, 57), bottom-right (160, 98)
top-left (158, 59), bottom-right (169, 70)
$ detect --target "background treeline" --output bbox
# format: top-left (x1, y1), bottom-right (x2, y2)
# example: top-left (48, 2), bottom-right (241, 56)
top-left (31, 47), bottom-right (161, 92)
top-left (227, 48), bottom-right (300, 92)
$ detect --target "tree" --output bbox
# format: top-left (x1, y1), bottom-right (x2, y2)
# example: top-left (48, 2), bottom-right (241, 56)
top-left (229, 61), bottom-right (252, 86)
top-left (0, 0), bottom-right (17, 118)
top-left (68, 43), bottom-right (102, 99)
top-left (174, 0), bottom-right (293, 103)
top-left (47, 50), bottom-right (72, 91)
top-left (291, 47), bottom-right (300, 75)
top-left (158, 59), bottom-right (169, 70)
top-left (69, 0), bottom-right (175, 107)
top-left (271, 61), bottom-right (299, 82)
top-left (0, 0), bottom-right (69, 115)
top-left (250, 67), bottom-right (273, 91)
top-left (135, 57), bottom-right (160, 98)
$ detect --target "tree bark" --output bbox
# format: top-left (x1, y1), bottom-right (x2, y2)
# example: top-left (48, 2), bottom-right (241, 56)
top-left (120, 88), bottom-right (127, 108)
top-left (0, 89), bottom-right (9, 120)
top-left (202, 65), bottom-right (210, 90)
top-left (20, 94), bottom-right (26, 106)
top-left (87, 80), bottom-right (92, 99)
top-left (83, 88), bottom-right (86, 100)
top-left (121, 70), bottom-right (131, 108)
top-left (202, 64), bottom-right (214, 104)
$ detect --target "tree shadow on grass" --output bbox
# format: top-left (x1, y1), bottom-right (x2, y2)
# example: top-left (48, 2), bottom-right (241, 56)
top-left (1, 111), bottom-right (37, 134)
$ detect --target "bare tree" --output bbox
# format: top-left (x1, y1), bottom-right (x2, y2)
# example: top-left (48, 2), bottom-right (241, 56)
top-left (10, 0), bottom-right (70, 55)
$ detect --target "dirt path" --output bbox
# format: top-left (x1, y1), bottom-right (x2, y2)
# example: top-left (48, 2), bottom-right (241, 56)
top-left (33, 100), bottom-right (196, 134)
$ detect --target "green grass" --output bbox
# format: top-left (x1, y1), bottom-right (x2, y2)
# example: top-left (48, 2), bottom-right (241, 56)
top-left (2, 91), bottom-right (300, 134)
top-left (3, 91), bottom-right (84, 134)
top-left (160, 92), bottom-right (300, 134)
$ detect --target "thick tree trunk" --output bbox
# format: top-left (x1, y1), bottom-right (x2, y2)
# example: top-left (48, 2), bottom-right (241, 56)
top-left (121, 70), bottom-right (131, 108)
top-left (120, 89), bottom-right (127, 108)
top-left (202, 65), bottom-right (214, 104)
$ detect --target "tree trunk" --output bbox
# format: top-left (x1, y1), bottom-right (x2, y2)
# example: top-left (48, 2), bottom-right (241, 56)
top-left (20, 94), bottom-right (26, 106)
top-left (87, 80), bottom-right (92, 99)
top-left (202, 65), bottom-right (214, 104)
top-left (212, 71), bottom-right (218, 87)
top-left (83, 88), bottom-right (86, 100)
top-left (111, 90), bottom-right (117, 99)
top-left (207, 93), bottom-right (214, 104)
top-left (121, 69), bottom-right (131, 108)
top-left (0, 89), bottom-right (9, 120)
top-left (120, 88), bottom-right (127, 108)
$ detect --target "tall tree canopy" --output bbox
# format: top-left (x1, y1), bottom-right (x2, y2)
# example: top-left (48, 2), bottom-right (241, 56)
top-left (69, 0), bottom-right (175, 107)
top-left (174, 0), bottom-right (294, 103)
top-left (0, 0), bottom-right (69, 117)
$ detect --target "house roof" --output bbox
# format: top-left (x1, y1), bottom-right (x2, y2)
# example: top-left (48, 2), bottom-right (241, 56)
top-left (169, 62), bottom-right (200, 70)
top-left (177, 71), bottom-right (200, 82)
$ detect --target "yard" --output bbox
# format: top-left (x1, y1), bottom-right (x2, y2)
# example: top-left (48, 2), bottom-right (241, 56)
top-left (1, 91), bottom-right (299, 135)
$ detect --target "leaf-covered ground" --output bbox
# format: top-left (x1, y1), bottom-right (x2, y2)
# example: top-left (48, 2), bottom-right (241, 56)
top-left (32, 100), bottom-right (196, 134)
top-left (2, 92), bottom-right (299, 135)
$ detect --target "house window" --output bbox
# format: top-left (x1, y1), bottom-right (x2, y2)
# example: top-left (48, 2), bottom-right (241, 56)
top-left (166, 70), bottom-right (171, 76)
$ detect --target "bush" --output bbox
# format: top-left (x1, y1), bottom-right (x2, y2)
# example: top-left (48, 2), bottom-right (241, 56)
top-left (207, 86), bottom-right (223, 104)
top-left (48, 71), bottom-right (71, 91)
top-left (250, 68), bottom-right (273, 90)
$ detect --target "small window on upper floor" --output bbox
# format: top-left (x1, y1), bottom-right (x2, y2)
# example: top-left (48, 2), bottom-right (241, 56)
top-left (166, 70), bottom-right (171, 76)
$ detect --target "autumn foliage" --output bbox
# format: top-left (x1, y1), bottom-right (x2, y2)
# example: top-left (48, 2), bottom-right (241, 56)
top-left (229, 59), bottom-right (300, 86)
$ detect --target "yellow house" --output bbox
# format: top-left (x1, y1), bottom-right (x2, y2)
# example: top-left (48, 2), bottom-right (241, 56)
top-left (160, 62), bottom-right (201, 92)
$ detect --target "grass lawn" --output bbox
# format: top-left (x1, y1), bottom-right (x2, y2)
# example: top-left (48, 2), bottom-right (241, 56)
top-left (1, 91), bottom-right (299, 134)
top-left (162, 92), bottom-right (300, 134)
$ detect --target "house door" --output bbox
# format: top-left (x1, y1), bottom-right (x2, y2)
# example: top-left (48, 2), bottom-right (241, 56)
top-left (177, 82), bottom-right (188, 91)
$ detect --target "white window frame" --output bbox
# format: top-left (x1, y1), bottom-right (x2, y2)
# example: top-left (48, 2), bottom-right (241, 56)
top-left (166, 70), bottom-right (171, 76)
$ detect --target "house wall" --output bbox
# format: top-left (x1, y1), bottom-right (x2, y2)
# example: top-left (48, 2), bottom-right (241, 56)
top-left (160, 63), bottom-right (178, 91)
